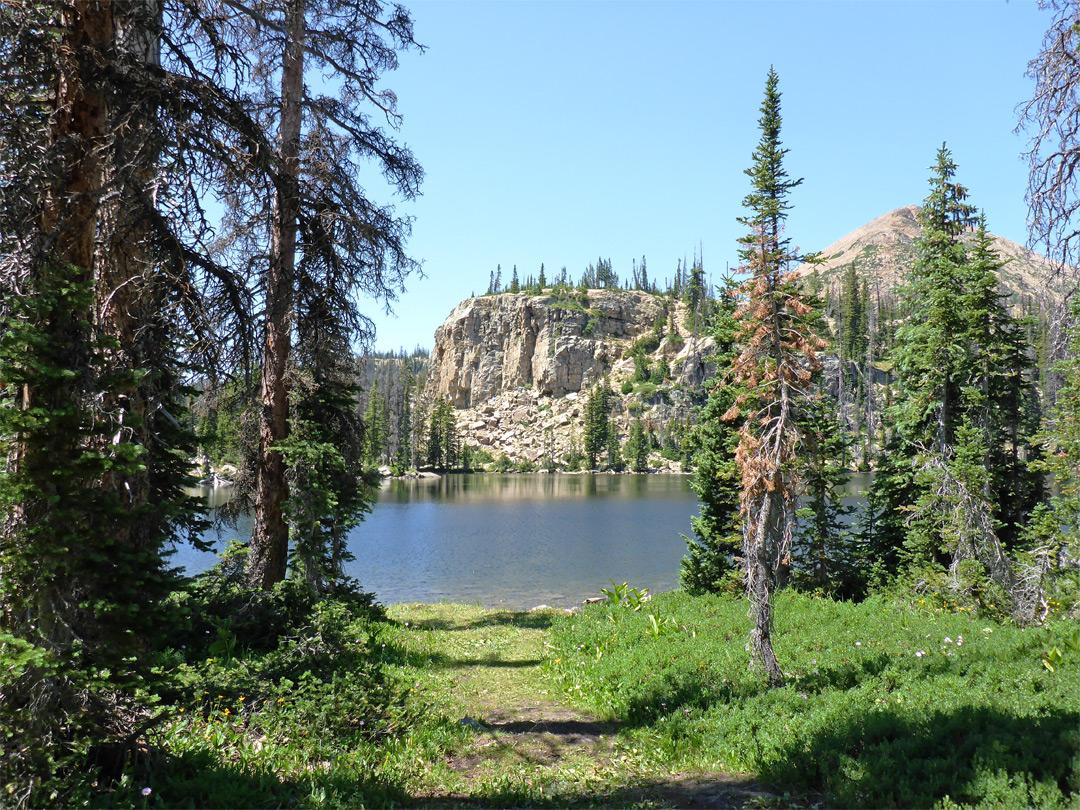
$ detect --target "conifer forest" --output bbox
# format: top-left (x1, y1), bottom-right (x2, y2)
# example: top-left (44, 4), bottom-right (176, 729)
top-left (0, 2), bottom-right (1078, 808)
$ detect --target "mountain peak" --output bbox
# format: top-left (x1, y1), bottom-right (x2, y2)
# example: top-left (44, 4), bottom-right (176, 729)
top-left (795, 206), bottom-right (1062, 307)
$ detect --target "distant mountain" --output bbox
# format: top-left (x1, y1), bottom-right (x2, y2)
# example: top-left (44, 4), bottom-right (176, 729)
top-left (793, 205), bottom-right (1064, 309)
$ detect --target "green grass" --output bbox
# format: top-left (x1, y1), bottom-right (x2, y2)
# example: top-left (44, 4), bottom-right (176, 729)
top-left (41, 584), bottom-right (1077, 808)
top-left (549, 590), bottom-right (1080, 809)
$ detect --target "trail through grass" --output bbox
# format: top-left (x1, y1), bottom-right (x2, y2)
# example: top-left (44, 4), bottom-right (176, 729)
top-left (389, 603), bottom-right (773, 808)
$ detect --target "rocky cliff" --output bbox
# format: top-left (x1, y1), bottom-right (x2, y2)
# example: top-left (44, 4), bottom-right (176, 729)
top-left (424, 289), bottom-right (714, 468)
top-left (427, 290), bottom-right (665, 407)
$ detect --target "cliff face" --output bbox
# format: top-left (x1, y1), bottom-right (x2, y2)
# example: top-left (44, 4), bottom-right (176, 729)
top-left (426, 290), bottom-right (666, 407)
top-left (423, 289), bottom-right (714, 468)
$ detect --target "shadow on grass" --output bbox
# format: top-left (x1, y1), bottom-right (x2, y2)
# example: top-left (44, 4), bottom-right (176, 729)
top-left (398, 609), bottom-right (561, 632)
top-left (761, 705), bottom-right (1078, 808)
top-left (420, 773), bottom-right (777, 808)
top-left (146, 748), bottom-right (411, 809)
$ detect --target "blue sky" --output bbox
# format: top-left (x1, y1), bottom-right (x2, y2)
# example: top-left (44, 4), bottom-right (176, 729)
top-left (363, 0), bottom-right (1050, 352)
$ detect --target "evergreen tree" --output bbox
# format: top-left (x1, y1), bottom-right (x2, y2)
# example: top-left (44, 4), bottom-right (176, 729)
top-left (606, 418), bottom-right (624, 471)
top-left (871, 145), bottom-right (977, 574)
top-left (283, 299), bottom-right (374, 595)
top-left (538, 263), bottom-right (547, 289)
top-left (872, 148), bottom-right (1040, 601)
top-left (624, 418), bottom-right (650, 473)
top-left (793, 397), bottom-right (858, 596)
top-left (682, 279), bottom-right (745, 594)
top-left (583, 382), bottom-right (612, 469)
top-left (509, 265), bottom-right (520, 294)
top-left (726, 68), bottom-right (823, 685)
top-left (363, 380), bottom-right (384, 466)
top-left (398, 369), bottom-right (414, 469)
top-left (960, 217), bottom-right (1042, 546)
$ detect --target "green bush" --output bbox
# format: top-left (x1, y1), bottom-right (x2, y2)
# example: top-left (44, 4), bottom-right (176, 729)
top-left (620, 380), bottom-right (634, 395)
top-left (632, 333), bottom-right (661, 355)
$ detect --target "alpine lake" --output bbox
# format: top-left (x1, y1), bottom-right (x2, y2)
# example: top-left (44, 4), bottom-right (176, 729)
top-left (177, 472), bottom-right (873, 609)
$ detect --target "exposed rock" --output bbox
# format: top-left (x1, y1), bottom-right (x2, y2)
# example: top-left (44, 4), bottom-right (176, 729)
top-left (426, 290), bottom-right (665, 408)
top-left (420, 290), bottom-right (715, 468)
top-left (793, 205), bottom-right (1067, 312)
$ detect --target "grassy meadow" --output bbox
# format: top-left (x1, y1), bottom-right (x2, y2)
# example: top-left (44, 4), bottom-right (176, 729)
top-left (63, 586), bottom-right (1078, 809)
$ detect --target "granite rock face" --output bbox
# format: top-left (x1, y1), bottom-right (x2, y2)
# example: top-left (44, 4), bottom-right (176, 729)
top-left (425, 290), bottom-right (666, 408)
top-left (423, 289), bottom-right (714, 468)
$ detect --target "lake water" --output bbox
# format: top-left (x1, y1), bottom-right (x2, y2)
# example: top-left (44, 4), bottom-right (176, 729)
top-left (175, 473), bottom-right (702, 609)
top-left (175, 471), bottom-right (875, 609)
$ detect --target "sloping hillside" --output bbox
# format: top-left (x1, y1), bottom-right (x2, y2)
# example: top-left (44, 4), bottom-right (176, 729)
top-left (794, 205), bottom-right (1063, 308)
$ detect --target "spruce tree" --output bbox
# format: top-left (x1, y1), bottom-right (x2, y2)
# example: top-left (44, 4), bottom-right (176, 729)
top-left (726, 68), bottom-right (824, 685)
top-left (583, 382), bottom-right (612, 469)
top-left (682, 277), bottom-right (744, 594)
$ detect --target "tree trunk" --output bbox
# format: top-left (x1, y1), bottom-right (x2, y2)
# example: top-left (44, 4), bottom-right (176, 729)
top-left (250, 0), bottom-right (305, 589)
top-left (746, 492), bottom-right (784, 686)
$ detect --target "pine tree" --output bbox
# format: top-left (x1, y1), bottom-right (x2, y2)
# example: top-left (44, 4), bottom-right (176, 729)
top-left (726, 68), bottom-right (823, 685)
top-left (363, 380), bottom-right (384, 466)
top-left (283, 298), bottom-right (374, 594)
top-left (624, 418), bottom-right (650, 473)
top-left (509, 265), bottom-right (520, 294)
top-left (960, 217), bottom-right (1042, 545)
top-left (606, 418), bottom-right (624, 471)
top-left (399, 369), bottom-right (414, 470)
top-left (793, 397), bottom-right (857, 596)
top-left (872, 148), bottom-right (1040, 605)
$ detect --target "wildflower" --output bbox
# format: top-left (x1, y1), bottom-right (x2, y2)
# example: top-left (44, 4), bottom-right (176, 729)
top-left (277, 698), bottom-right (285, 704)
top-left (943, 637), bottom-right (952, 644)
top-left (916, 651), bottom-right (925, 658)
top-left (855, 641), bottom-right (862, 647)
top-left (239, 696), bottom-right (245, 702)
top-left (142, 788), bottom-right (152, 797)
top-left (223, 708), bottom-right (230, 717)
top-left (178, 708), bottom-right (185, 714)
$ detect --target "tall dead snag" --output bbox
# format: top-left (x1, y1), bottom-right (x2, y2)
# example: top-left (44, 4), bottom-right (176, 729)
top-left (723, 68), bottom-right (824, 686)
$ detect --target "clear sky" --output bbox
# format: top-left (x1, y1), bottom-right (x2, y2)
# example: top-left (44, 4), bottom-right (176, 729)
top-left (362, 0), bottom-right (1051, 353)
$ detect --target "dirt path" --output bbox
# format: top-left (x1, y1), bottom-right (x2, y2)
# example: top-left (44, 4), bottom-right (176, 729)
top-left (388, 604), bottom-right (776, 808)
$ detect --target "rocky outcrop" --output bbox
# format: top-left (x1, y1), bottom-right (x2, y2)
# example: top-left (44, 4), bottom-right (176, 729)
top-left (426, 290), bottom-right (666, 407)
top-left (423, 289), bottom-right (714, 467)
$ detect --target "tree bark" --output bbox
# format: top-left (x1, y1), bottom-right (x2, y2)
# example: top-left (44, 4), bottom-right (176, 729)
top-left (746, 491), bottom-right (784, 686)
top-left (250, 0), bottom-right (305, 589)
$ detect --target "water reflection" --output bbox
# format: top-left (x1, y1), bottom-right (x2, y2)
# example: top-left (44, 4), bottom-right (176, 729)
top-left (380, 471), bottom-right (688, 503)
top-left (178, 473), bottom-right (698, 608)
top-left (177, 472), bottom-right (876, 609)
